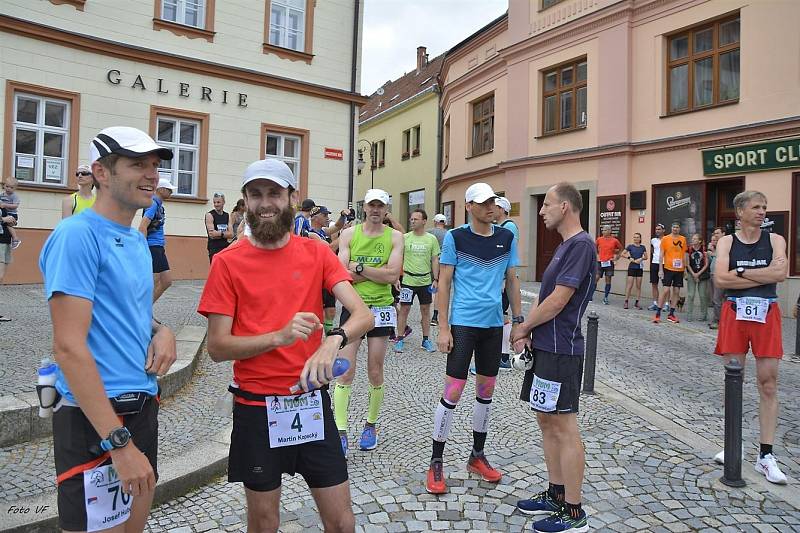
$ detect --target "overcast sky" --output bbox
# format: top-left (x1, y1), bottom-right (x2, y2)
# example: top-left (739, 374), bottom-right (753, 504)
top-left (361, 0), bottom-right (508, 95)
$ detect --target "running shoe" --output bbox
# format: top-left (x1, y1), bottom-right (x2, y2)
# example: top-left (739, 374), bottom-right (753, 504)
top-left (623, 300), bottom-right (629, 309)
top-left (339, 432), bottom-right (348, 458)
top-left (714, 445), bottom-right (744, 465)
top-left (709, 322), bottom-right (718, 330)
top-left (421, 339), bottom-right (435, 352)
top-left (755, 453), bottom-right (788, 484)
top-left (517, 490), bottom-right (561, 516)
top-left (0, 315), bottom-right (10, 322)
top-left (648, 303), bottom-right (659, 311)
top-left (634, 302), bottom-right (642, 310)
top-left (430, 316), bottom-right (439, 326)
top-left (652, 314), bottom-right (661, 324)
top-left (10, 239), bottom-right (21, 250)
top-left (469, 366), bottom-right (477, 376)
top-left (667, 314), bottom-right (679, 323)
top-left (532, 506), bottom-right (589, 533)
top-left (404, 325), bottom-right (412, 337)
top-left (426, 460), bottom-right (447, 494)
top-left (499, 356), bottom-right (512, 372)
top-left (602, 297), bottom-right (609, 305)
top-left (359, 425), bottom-right (378, 450)
top-left (394, 339), bottom-right (405, 353)
top-left (466, 453), bottom-right (502, 483)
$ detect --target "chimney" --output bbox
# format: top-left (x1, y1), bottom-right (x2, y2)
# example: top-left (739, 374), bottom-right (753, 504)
top-left (416, 46), bottom-right (427, 74)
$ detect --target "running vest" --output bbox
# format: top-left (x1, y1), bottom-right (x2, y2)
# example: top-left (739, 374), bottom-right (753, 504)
top-left (207, 209), bottom-right (230, 253)
top-left (725, 230), bottom-right (777, 299)
top-left (350, 224), bottom-right (393, 307)
top-left (71, 191), bottom-right (96, 215)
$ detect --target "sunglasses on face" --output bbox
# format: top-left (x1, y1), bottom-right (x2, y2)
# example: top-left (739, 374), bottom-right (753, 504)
top-left (76, 172), bottom-right (92, 177)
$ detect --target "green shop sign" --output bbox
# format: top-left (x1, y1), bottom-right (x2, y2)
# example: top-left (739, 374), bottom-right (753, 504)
top-left (702, 138), bottom-right (800, 176)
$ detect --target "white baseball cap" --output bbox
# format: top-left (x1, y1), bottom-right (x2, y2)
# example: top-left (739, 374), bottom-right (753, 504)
top-left (433, 213), bottom-right (447, 223)
top-left (90, 126), bottom-right (173, 163)
top-left (364, 188), bottom-right (390, 205)
top-left (495, 196), bottom-right (511, 213)
top-left (241, 158), bottom-right (297, 189)
top-left (465, 182), bottom-right (497, 204)
top-left (157, 178), bottom-right (177, 191)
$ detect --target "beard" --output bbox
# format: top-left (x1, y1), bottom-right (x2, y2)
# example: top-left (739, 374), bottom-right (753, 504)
top-left (246, 204), bottom-right (295, 244)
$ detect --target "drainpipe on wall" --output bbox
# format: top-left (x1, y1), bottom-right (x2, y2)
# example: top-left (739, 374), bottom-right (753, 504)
top-left (434, 82), bottom-right (443, 211)
top-left (347, 0), bottom-right (362, 203)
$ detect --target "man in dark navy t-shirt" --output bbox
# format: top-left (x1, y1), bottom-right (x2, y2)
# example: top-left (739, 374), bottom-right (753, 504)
top-left (511, 182), bottom-right (595, 532)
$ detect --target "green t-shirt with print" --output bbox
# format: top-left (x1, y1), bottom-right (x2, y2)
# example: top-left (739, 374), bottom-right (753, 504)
top-left (402, 231), bottom-right (440, 287)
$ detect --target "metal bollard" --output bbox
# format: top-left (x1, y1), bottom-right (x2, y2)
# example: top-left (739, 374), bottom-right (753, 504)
top-left (582, 312), bottom-right (599, 394)
top-left (795, 301), bottom-right (800, 357)
top-left (720, 359), bottom-right (746, 487)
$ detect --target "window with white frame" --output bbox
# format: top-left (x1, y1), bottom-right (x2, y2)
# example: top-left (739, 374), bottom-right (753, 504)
top-left (269, 0), bottom-right (306, 52)
top-left (156, 116), bottom-right (198, 196)
top-left (265, 131), bottom-right (301, 179)
top-left (13, 93), bottom-right (70, 185)
top-left (162, 0), bottom-right (206, 29)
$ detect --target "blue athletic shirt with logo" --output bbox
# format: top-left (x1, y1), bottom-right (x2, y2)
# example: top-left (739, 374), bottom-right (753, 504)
top-left (142, 195), bottom-right (165, 246)
top-left (39, 209), bottom-right (156, 404)
top-left (439, 224), bottom-right (519, 328)
top-left (532, 231), bottom-right (596, 356)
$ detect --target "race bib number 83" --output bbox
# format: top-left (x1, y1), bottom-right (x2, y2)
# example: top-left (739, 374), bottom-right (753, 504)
top-left (529, 375), bottom-right (562, 413)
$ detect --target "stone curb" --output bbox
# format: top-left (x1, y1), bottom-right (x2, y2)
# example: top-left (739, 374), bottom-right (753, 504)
top-left (0, 423), bottom-right (231, 531)
top-left (0, 325), bottom-right (207, 448)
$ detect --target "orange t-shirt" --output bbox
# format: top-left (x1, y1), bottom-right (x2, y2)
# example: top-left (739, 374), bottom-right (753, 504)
top-left (661, 234), bottom-right (687, 271)
top-left (595, 236), bottom-right (622, 262)
top-left (198, 235), bottom-right (352, 395)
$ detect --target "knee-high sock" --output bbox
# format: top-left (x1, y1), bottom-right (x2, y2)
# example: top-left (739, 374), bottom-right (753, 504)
top-left (472, 397), bottom-right (492, 453)
top-left (604, 283), bottom-right (611, 298)
top-left (333, 383), bottom-right (351, 431)
top-left (432, 397), bottom-right (456, 460)
top-left (367, 384), bottom-right (385, 424)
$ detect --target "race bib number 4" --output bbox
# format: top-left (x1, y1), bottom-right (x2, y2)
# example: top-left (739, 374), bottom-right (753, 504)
top-left (372, 306), bottom-right (397, 327)
top-left (398, 288), bottom-right (413, 304)
top-left (735, 297), bottom-right (768, 324)
top-left (266, 392), bottom-right (324, 448)
top-left (672, 258), bottom-right (683, 269)
top-left (83, 464), bottom-right (132, 532)
top-left (529, 375), bottom-right (562, 413)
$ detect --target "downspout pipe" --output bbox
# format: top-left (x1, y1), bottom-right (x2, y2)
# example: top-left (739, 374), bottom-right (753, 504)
top-left (347, 0), bottom-right (362, 203)
top-left (435, 81), bottom-right (443, 211)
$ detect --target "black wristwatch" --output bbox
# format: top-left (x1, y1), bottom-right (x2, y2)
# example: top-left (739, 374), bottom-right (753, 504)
top-left (327, 327), bottom-right (349, 349)
top-left (736, 266), bottom-right (745, 278)
top-left (100, 426), bottom-right (131, 452)
top-left (511, 315), bottom-right (525, 325)
top-left (355, 263), bottom-right (364, 275)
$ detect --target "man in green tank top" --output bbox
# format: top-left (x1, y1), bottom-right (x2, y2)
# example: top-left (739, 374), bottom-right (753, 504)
top-left (334, 188), bottom-right (403, 456)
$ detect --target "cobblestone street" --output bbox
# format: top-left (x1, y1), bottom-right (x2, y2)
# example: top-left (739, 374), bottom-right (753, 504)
top-left (2, 282), bottom-right (799, 531)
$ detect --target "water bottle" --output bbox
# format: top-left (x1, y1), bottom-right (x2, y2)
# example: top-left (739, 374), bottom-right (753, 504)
top-left (289, 358), bottom-right (350, 394)
top-left (428, 284), bottom-right (437, 294)
top-left (36, 358), bottom-right (58, 418)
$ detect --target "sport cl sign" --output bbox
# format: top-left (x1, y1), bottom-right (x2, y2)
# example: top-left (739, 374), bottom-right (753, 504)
top-left (702, 138), bottom-right (800, 175)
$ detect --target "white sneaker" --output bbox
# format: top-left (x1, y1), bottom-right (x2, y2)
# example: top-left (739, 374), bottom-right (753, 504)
top-left (714, 445), bottom-right (744, 465)
top-left (755, 453), bottom-right (788, 484)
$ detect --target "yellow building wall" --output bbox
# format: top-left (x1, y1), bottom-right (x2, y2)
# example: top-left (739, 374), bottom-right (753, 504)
top-left (357, 93), bottom-right (440, 229)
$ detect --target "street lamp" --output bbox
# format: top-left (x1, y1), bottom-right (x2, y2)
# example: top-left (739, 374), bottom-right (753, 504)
top-left (357, 139), bottom-right (375, 189)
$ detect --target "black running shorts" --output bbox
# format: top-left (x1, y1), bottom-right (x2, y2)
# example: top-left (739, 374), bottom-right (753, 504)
top-left (446, 325), bottom-right (503, 379)
top-left (662, 269), bottom-right (684, 288)
top-left (627, 267), bottom-right (644, 278)
top-left (53, 398), bottom-right (159, 531)
top-left (149, 245), bottom-right (170, 274)
top-left (520, 349), bottom-right (583, 414)
top-left (228, 388), bottom-right (347, 491)
top-left (339, 306), bottom-right (392, 338)
top-left (399, 283), bottom-right (432, 306)
top-left (649, 263), bottom-right (660, 285)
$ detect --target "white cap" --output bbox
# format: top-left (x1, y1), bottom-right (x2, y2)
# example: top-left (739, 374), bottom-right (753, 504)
top-left (495, 196), bottom-right (511, 213)
top-left (465, 182), bottom-right (497, 204)
top-left (242, 159), bottom-right (297, 189)
top-left (433, 213), bottom-right (447, 223)
top-left (157, 177), bottom-right (177, 191)
top-left (364, 188), bottom-right (390, 205)
top-left (90, 126), bottom-right (173, 163)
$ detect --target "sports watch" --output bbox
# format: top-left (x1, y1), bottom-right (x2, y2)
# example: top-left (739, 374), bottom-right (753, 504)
top-left (100, 426), bottom-right (131, 452)
top-left (327, 327), bottom-right (349, 349)
top-left (355, 263), bottom-right (365, 275)
top-left (736, 266), bottom-right (746, 278)
top-left (511, 315), bottom-right (525, 325)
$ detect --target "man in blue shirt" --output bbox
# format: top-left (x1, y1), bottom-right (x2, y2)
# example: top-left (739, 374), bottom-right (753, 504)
top-left (139, 177), bottom-right (176, 302)
top-left (425, 182), bottom-right (523, 495)
top-left (39, 126), bottom-right (177, 532)
top-left (512, 182), bottom-right (596, 533)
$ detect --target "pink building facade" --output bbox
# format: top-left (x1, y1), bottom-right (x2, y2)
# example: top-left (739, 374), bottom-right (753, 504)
top-left (439, 0), bottom-right (800, 312)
